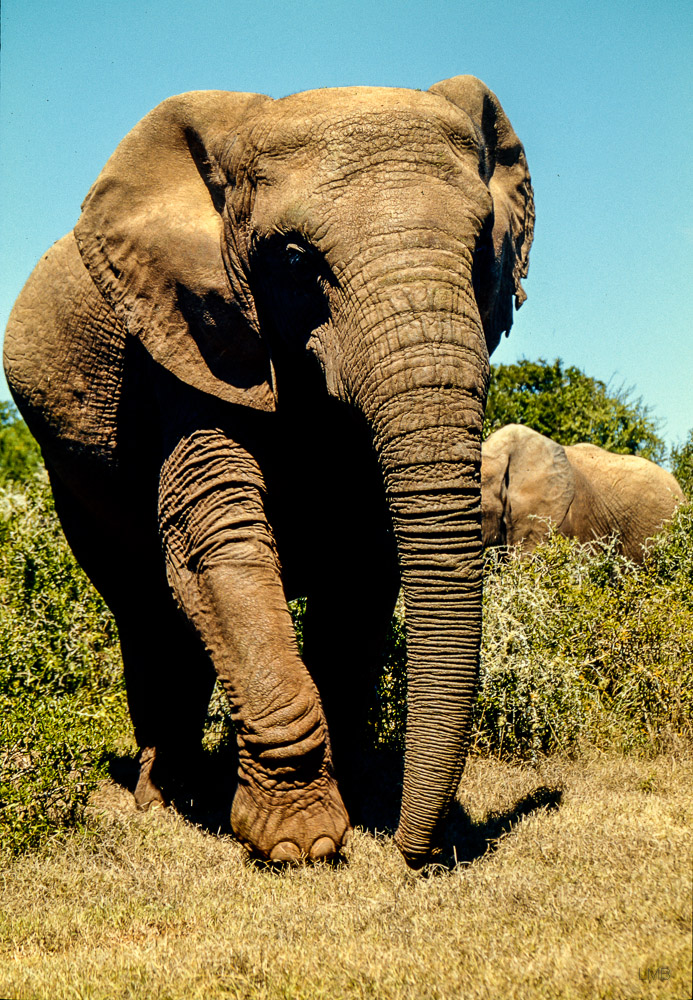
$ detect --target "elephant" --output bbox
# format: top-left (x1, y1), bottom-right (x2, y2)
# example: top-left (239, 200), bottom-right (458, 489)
top-left (481, 424), bottom-right (684, 561)
top-left (4, 76), bottom-right (534, 867)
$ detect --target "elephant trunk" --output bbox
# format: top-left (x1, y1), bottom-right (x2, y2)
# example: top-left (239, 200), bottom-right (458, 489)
top-left (342, 271), bottom-right (488, 865)
top-left (387, 466), bottom-right (483, 863)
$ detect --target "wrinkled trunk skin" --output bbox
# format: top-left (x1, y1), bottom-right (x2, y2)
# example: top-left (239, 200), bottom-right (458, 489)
top-left (339, 262), bottom-right (488, 865)
top-left (387, 457), bottom-right (484, 864)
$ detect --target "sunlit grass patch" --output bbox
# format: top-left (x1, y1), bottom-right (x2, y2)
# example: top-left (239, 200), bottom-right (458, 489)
top-left (1, 752), bottom-right (691, 1000)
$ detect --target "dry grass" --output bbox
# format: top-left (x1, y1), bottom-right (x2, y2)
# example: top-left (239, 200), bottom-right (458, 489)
top-left (1, 749), bottom-right (691, 1000)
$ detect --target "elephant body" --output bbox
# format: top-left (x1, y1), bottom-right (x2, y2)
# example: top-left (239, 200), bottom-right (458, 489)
top-left (4, 78), bottom-right (533, 866)
top-left (481, 424), bottom-right (684, 561)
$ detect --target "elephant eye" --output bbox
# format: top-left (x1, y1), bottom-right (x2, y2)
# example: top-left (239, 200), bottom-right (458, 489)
top-left (285, 242), bottom-right (307, 269)
top-left (250, 234), bottom-right (335, 353)
top-left (250, 232), bottom-right (337, 297)
top-left (283, 241), bottom-right (322, 285)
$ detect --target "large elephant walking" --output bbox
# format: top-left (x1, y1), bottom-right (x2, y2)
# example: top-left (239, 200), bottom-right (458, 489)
top-left (481, 424), bottom-right (683, 561)
top-left (4, 77), bottom-right (533, 866)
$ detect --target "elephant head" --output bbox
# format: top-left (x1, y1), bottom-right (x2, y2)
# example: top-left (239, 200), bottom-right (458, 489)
top-left (11, 78), bottom-right (534, 865)
top-left (481, 424), bottom-right (684, 562)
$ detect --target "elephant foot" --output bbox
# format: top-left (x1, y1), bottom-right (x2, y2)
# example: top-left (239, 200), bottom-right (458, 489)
top-left (231, 760), bottom-right (351, 864)
top-left (133, 744), bottom-right (201, 811)
top-left (134, 746), bottom-right (167, 810)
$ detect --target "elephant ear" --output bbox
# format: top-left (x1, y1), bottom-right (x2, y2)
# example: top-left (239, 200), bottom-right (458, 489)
top-left (74, 90), bottom-right (275, 410)
top-left (502, 425), bottom-right (574, 547)
top-left (429, 75), bottom-right (535, 354)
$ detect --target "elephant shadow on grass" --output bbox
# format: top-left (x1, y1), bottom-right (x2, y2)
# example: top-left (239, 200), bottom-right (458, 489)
top-left (435, 782), bottom-right (563, 871)
top-left (104, 747), bottom-right (563, 869)
top-left (352, 749), bottom-right (563, 870)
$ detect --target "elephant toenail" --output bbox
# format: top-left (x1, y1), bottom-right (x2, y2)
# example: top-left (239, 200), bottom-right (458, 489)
top-left (269, 841), bottom-right (302, 863)
top-left (309, 836), bottom-right (338, 860)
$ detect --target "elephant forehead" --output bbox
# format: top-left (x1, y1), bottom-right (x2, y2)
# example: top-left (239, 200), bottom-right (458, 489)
top-left (235, 88), bottom-right (480, 167)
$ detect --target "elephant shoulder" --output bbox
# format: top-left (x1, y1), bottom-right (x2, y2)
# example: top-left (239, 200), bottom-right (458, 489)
top-left (565, 442), bottom-right (622, 481)
top-left (3, 231), bottom-right (127, 464)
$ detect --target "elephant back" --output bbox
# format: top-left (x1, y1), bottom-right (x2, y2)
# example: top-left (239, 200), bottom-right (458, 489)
top-left (566, 443), bottom-right (684, 559)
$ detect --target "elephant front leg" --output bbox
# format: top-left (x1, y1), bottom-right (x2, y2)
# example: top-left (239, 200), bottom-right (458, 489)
top-left (159, 427), bottom-right (350, 862)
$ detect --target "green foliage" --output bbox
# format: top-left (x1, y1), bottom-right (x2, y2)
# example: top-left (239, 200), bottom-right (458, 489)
top-left (372, 504), bottom-right (693, 759)
top-left (670, 428), bottom-right (693, 499)
top-left (0, 401), bottom-right (43, 486)
top-left (0, 475), bottom-right (128, 857)
top-left (371, 596), bottom-right (408, 749)
top-left (1, 694), bottom-right (128, 855)
top-left (474, 510), bottom-right (693, 758)
top-left (484, 358), bottom-right (666, 462)
top-left (0, 476), bottom-right (121, 697)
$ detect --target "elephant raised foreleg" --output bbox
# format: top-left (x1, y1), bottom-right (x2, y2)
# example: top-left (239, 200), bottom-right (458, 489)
top-left (155, 400), bottom-right (349, 860)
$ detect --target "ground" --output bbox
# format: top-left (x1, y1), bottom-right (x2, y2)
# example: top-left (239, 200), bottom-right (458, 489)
top-left (1, 749), bottom-right (691, 1000)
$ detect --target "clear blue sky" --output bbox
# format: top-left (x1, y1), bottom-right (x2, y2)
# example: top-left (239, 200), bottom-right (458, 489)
top-left (1, 0), bottom-right (691, 448)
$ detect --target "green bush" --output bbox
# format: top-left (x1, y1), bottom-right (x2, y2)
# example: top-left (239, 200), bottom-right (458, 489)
top-left (0, 402), bottom-right (43, 486)
top-left (484, 358), bottom-right (666, 462)
top-left (0, 475), bottom-right (128, 856)
top-left (474, 510), bottom-right (693, 757)
top-left (0, 477), bottom-right (122, 697)
top-left (670, 428), bottom-right (693, 499)
top-left (370, 503), bottom-right (693, 759)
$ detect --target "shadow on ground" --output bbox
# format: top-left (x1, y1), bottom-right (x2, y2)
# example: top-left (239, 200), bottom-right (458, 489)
top-left (105, 747), bottom-right (238, 836)
top-left (436, 785), bottom-right (563, 870)
top-left (104, 747), bottom-right (563, 870)
top-left (348, 749), bottom-right (563, 870)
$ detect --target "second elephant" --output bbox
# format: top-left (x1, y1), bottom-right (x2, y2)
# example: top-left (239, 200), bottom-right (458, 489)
top-left (481, 424), bottom-right (684, 561)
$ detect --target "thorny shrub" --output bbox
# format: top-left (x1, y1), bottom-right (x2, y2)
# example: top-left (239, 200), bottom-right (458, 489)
top-left (1, 476), bottom-right (691, 855)
top-left (473, 512), bottom-right (693, 757)
top-left (372, 504), bottom-right (693, 757)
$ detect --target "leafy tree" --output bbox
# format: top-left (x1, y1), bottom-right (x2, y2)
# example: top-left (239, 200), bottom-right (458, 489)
top-left (484, 358), bottom-right (666, 463)
top-left (0, 401), bottom-right (43, 486)
top-left (670, 429), bottom-right (693, 499)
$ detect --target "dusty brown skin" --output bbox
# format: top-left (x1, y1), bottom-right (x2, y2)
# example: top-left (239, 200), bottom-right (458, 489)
top-left (482, 424), bottom-right (684, 562)
top-left (4, 77), bottom-right (533, 866)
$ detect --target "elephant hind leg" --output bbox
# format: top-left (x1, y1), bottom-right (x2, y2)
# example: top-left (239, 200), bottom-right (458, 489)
top-left (116, 593), bottom-right (217, 811)
top-left (301, 532), bottom-right (401, 820)
top-left (47, 467), bottom-right (217, 810)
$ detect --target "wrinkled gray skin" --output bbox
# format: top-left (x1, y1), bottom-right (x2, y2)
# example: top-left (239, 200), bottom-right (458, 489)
top-left (482, 424), bottom-right (684, 562)
top-left (4, 77), bottom-right (533, 866)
